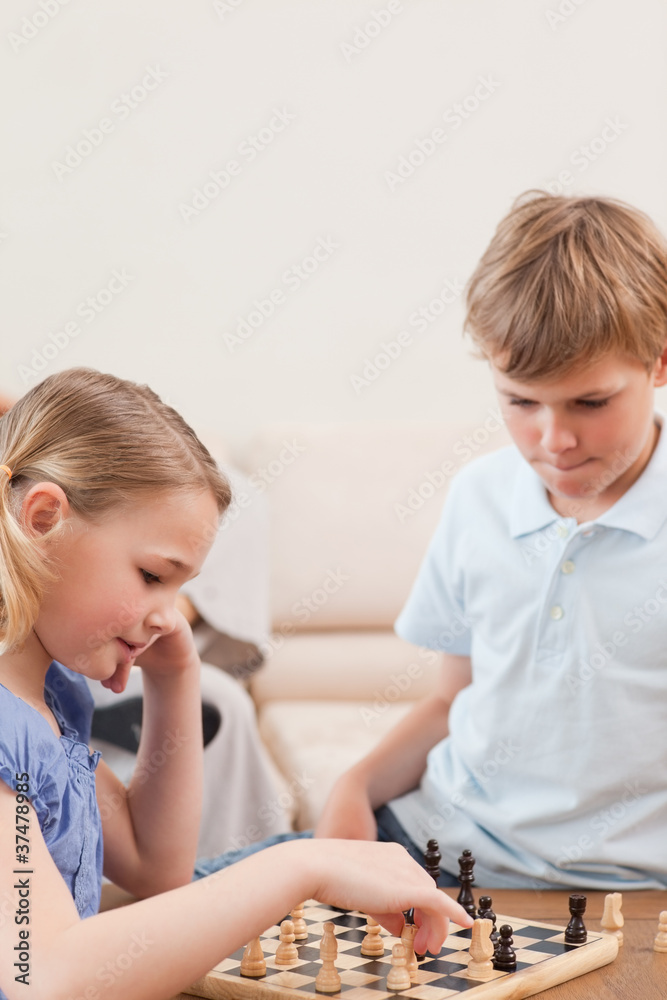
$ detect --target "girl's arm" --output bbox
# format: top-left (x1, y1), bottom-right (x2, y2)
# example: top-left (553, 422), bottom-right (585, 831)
top-left (96, 611), bottom-right (204, 897)
top-left (0, 780), bottom-right (471, 1000)
top-left (316, 652), bottom-right (472, 839)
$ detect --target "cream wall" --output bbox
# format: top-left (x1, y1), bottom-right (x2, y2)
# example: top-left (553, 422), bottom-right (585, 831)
top-left (2, 0), bottom-right (667, 448)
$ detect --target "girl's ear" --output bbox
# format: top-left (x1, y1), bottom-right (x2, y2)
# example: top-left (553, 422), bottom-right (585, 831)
top-left (20, 482), bottom-right (71, 538)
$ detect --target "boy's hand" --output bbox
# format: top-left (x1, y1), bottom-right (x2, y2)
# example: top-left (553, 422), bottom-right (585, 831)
top-left (315, 771), bottom-right (377, 840)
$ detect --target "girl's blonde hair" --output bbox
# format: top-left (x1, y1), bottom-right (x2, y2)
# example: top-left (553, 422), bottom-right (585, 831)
top-left (0, 368), bottom-right (232, 653)
top-left (465, 190), bottom-right (667, 381)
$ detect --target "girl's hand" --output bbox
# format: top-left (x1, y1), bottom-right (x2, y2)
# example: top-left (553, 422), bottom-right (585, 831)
top-left (133, 608), bottom-right (199, 677)
top-left (101, 609), bottom-right (198, 693)
top-left (291, 839), bottom-right (473, 955)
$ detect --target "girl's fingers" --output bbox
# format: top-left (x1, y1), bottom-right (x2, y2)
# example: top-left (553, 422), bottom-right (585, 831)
top-left (369, 915), bottom-right (450, 956)
top-left (368, 905), bottom-right (455, 957)
top-left (367, 912), bottom-right (405, 937)
top-left (413, 915), bottom-right (449, 956)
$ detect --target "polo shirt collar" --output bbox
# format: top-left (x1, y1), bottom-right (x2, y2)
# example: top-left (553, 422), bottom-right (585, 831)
top-left (510, 460), bottom-right (567, 538)
top-left (510, 412), bottom-right (667, 540)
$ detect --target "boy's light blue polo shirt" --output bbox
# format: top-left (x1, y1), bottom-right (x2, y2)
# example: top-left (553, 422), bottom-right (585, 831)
top-left (391, 414), bottom-right (667, 890)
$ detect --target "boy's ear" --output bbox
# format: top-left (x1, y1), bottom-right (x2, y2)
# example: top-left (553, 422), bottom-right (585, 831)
top-left (21, 482), bottom-right (71, 538)
top-left (652, 341), bottom-right (667, 387)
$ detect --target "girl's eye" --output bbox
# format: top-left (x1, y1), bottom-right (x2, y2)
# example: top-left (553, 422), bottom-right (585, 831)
top-left (141, 569), bottom-right (161, 584)
top-left (509, 398), bottom-right (534, 407)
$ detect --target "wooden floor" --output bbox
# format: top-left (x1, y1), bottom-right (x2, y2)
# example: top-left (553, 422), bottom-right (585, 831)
top-left (163, 888), bottom-right (666, 1000)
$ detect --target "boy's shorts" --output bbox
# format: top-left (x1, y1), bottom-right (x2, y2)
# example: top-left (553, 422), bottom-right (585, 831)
top-left (192, 805), bottom-right (459, 887)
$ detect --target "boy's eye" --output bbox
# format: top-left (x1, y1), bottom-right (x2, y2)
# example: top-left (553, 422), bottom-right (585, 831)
top-left (141, 569), bottom-right (161, 584)
top-left (508, 397), bottom-right (609, 409)
top-left (578, 398), bottom-right (609, 409)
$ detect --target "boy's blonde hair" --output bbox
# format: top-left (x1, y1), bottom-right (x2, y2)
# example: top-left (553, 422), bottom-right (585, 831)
top-left (0, 368), bottom-right (232, 653)
top-left (465, 190), bottom-right (667, 381)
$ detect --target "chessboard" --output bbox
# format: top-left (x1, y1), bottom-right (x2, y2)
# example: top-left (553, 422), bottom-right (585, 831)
top-left (183, 899), bottom-right (619, 1000)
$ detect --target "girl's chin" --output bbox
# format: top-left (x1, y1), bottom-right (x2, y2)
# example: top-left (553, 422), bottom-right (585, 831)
top-left (102, 676), bottom-right (127, 692)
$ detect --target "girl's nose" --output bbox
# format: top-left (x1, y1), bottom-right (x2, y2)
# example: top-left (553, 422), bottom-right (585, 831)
top-left (145, 601), bottom-right (176, 634)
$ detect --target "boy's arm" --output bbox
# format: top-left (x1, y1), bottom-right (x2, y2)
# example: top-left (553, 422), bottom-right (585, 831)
top-left (315, 652), bottom-right (471, 840)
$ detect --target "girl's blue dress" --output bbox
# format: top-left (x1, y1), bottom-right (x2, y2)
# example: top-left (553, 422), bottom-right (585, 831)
top-left (0, 660), bottom-right (103, 917)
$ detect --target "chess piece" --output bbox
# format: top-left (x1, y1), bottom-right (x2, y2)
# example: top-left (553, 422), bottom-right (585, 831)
top-left (424, 839), bottom-right (442, 884)
top-left (240, 937), bottom-right (266, 978)
top-left (275, 919), bottom-right (299, 964)
top-left (403, 907), bottom-right (426, 964)
top-left (564, 894), bottom-right (587, 945)
top-left (477, 896), bottom-right (498, 943)
top-left (456, 848), bottom-right (477, 917)
top-left (315, 922), bottom-right (341, 993)
top-left (291, 902), bottom-right (308, 941)
top-left (467, 919), bottom-right (494, 981)
top-left (386, 943), bottom-right (411, 991)
top-left (654, 911), bottom-right (667, 953)
top-left (493, 924), bottom-right (517, 973)
top-left (601, 892), bottom-right (624, 946)
top-left (401, 921), bottom-right (418, 979)
top-left (361, 916), bottom-right (384, 957)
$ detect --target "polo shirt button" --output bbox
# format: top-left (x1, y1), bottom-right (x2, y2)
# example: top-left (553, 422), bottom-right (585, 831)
top-left (556, 523), bottom-right (569, 538)
top-left (550, 605), bottom-right (564, 620)
top-left (561, 560), bottom-right (575, 574)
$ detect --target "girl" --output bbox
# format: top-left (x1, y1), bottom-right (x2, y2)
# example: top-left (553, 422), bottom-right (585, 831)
top-left (0, 368), bottom-right (469, 1000)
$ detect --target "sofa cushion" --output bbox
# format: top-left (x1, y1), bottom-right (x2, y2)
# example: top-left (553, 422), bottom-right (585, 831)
top-left (258, 700), bottom-right (414, 830)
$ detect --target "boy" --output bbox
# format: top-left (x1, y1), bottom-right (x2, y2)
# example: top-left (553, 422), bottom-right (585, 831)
top-left (315, 191), bottom-right (667, 890)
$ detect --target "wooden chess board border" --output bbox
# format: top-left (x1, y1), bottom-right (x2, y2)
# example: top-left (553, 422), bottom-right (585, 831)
top-left (183, 901), bottom-right (619, 1000)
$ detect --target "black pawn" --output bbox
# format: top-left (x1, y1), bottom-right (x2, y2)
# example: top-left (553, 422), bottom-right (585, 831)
top-left (456, 848), bottom-right (477, 918)
top-left (424, 840), bottom-right (441, 884)
top-left (477, 895), bottom-right (498, 943)
top-left (564, 893), bottom-right (587, 944)
top-left (415, 839), bottom-right (440, 962)
top-left (493, 924), bottom-right (516, 973)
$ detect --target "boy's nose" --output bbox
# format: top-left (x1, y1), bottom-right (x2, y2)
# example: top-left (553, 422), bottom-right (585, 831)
top-left (539, 413), bottom-right (578, 454)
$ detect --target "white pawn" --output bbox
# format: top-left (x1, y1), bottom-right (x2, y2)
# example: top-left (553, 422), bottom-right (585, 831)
top-left (361, 916), bottom-right (384, 957)
top-left (400, 923), bottom-right (418, 979)
top-left (467, 919), bottom-right (494, 981)
top-left (275, 919), bottom-right (299, 965)
top-left (315, 922), bottom-right (341, 993)
top-left (240, 937), bottom-right (266, 978)
top-left (654, 911), bottom-right (667, 953)
top-left (291, 902), bottom-right (308, 941)
top-left (601, 892), bottom-right (624, 946)
top-left (386, 943), bottom-right (411, 991)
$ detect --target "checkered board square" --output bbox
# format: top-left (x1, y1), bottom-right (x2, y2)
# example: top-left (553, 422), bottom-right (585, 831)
top-left (184, 900), bottom-right (618, 1000)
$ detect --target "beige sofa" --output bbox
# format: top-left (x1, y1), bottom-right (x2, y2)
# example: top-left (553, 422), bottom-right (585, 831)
top-left (233, 417), bottom-right (510, 830)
